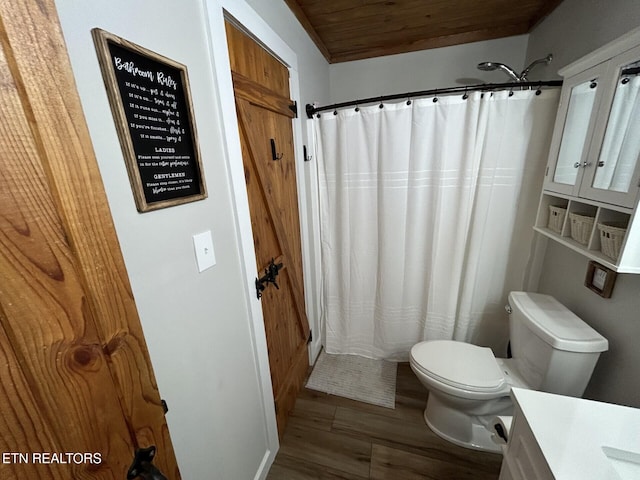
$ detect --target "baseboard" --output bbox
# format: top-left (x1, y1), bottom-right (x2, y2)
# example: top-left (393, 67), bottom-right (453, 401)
top-left (253, 448), bottom-right (276, 480)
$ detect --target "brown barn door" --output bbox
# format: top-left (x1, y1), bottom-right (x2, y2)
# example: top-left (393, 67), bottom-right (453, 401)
top-left (225, 21), bottom-right (310, 436)
top-left (0, 2), bottom-right (179, 479)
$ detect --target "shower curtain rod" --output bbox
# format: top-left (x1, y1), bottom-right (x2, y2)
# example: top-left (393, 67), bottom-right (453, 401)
top-left (305, 80), bottom-right (563, 118)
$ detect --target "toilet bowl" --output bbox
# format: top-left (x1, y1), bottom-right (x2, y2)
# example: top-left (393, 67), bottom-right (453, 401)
top-left (410, 292), bottom-right (608, 453)
top-left (410, 340), bottom-right (522, 452)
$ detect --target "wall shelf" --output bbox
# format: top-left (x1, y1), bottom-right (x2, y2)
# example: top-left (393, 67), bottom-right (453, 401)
top-left (535, 192), bottom-right (639, 273)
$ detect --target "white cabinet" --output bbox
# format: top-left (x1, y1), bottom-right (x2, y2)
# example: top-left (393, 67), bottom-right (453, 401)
top-left (500, 388), bottom-right (640, 480)
top-left (543, 33), bottom-right (640, 209)
top-left (499, 387), bottom-right (640, 480)
top-left (499, 411), bottom-right (553, 480)
top-left (537, 27), bottom-right (640, 273)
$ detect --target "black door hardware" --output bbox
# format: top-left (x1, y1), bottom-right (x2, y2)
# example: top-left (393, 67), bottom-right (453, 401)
top-left (303, 144), bottom-right (312, 162)
top-left (255, 258), bottom-right (284, 299)
top-left (288, 101), bottom-right (298, 117)
top-left (127, 446), bottom-right (167, 480)
top-left (270, 138), bottom-right (283, 161)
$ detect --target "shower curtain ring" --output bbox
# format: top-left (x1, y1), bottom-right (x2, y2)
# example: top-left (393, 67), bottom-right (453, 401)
top-left (355, 102), bottom-right (360, 112)
top-left (462, 87), bottom-right (468, 100)
top-left (432, 89), bottom-right (438, 102)
top-left (406, 97), bottom-right (412, 105)
top-left (535, 81), bottom-right (542, 95)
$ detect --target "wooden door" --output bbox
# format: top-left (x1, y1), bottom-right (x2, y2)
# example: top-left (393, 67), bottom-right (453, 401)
top-left (0, 2), bottom-right (179, 479)
top-left (225, 21), bottom-right (310, 435)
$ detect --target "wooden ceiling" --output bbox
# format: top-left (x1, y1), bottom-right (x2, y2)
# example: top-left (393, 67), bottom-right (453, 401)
top-left (284, 0), bottom-right (563, 63)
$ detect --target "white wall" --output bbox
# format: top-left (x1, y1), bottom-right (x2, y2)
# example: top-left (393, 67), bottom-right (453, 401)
top-left (526, 0), bottom-right (640, 78)
top-left (537, 243), bottom-right (640, 407)
top-left (527, 0), bottom-right (640, 407)
top-left (55, 0), bottom-right (273, 478)
top-left (329, 35), bottom-right (529, 104)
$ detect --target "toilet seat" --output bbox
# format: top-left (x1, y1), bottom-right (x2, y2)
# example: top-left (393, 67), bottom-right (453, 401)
top-left (410, 340), bottom-right (506, 394)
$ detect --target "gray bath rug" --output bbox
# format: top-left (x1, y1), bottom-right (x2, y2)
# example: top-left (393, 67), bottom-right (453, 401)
top-left (306, 350), bottom-right (397, 408)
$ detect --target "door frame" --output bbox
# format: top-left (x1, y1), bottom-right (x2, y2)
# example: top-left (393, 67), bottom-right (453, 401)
top-left (203, 0), bottom-right (320, 474)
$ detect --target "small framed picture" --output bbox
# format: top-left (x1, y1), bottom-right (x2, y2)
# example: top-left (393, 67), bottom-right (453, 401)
top-left (585, 261), bottom-right (617, 298)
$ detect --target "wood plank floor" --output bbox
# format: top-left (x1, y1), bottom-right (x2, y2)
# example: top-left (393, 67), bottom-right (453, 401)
top-left (267, 362), bottom-right (503, 479)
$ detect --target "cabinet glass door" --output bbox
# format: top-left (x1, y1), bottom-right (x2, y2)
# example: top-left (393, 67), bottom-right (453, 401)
top-left (592, 61), bottom-right (640, 192)
top-left (582, 48), bottom-right (640, 208)
top-left (544, 65), bottom-right (603, 196)
top-left (553, 79), bottom-right (598, 185)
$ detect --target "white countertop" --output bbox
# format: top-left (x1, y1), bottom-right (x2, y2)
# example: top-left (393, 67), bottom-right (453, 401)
top-left (511, 387), bottom-right (640, 480)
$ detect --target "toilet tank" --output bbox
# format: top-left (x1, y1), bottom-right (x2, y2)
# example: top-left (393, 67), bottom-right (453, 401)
top-left (507, 292), bottom-right (608, 397)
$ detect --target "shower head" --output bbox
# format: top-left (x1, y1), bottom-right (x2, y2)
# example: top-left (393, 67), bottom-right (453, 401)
top-left (477, 54), bottom-right (553, 82)
top-left (477, 62), bottom-right (520, 82)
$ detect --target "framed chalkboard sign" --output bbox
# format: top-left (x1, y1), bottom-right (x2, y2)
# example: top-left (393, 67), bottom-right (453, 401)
top-left (92, 29), bottom-right (207, 212)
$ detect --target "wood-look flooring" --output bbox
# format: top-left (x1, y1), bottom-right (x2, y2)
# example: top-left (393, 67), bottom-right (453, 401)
top-left (267, 363), bottom-right (502, 479)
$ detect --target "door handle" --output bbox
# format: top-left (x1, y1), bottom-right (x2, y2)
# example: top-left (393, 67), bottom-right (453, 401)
top-left (127, 446), bottom-right (167, 480)
top-left (255, 258), bottom-right (284, 299)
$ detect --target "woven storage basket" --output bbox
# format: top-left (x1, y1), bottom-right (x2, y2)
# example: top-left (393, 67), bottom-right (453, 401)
top-left (597, 222), bottom-right (627, 261)
top-left (547, 205), bottom-right (567, 233)
top-left (569, 212), bottom-right (595, 245)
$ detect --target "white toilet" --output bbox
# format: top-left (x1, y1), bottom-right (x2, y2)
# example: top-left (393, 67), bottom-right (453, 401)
top-left (409, 291), bottom-right (608, 453)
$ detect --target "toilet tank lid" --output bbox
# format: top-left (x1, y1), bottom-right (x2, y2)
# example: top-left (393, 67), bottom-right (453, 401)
top-left (508, 292), bottom-right (608, 353)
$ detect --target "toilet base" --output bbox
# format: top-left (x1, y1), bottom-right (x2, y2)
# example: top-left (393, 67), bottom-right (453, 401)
top-left (424, 393), bottom-right (510, 454)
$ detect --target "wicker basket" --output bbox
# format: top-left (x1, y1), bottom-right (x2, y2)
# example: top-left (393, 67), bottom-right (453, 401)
top-left (547, 205), bottom-right (567, 233)
top-left (568, 212), bottom-right (595, 245)
top-left (597, 222), bottom-right (627, 261)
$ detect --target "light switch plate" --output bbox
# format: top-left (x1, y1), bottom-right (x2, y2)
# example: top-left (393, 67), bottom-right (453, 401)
top-left (193, 231), bottom-right (216, 272)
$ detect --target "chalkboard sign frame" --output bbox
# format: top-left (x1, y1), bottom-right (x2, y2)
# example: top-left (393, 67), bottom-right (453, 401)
top-left (92, 28), bottom-right (207, 212)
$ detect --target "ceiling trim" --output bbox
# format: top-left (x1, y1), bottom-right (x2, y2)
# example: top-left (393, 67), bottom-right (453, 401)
top-left (283, 0), bottom-right (332, 62)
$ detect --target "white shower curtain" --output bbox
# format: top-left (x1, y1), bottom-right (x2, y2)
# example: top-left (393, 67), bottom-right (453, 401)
top-left (314, 89), bottom-right (560, 360)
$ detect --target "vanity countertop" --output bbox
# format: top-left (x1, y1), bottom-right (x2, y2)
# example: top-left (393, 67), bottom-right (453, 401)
top-left (511, 387), bottom-right (640, 479)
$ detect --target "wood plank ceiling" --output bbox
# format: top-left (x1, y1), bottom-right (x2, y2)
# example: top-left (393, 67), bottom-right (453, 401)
top-left (284, 0), bottom-right (564, 63)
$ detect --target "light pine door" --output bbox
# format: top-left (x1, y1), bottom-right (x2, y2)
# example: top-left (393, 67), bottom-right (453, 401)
top-left (0, 2), bottom-right (179, 478)
top-left (225, 21), bottom-right (310, 436)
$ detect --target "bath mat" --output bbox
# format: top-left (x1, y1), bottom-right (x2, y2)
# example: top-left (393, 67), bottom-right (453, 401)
top-left (306, 350), bottom-right (397, 408)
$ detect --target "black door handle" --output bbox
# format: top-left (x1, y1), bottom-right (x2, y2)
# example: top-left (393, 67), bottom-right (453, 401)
top-left (255, 258), bottom-right (284, 299)
top-left (128, 446), bottom-right (167, 480)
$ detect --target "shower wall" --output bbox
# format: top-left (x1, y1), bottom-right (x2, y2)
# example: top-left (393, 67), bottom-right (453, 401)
top-left (525, 0), bottom-right (640, 81)
top-left (328, 35), bottom-right (529, 104)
